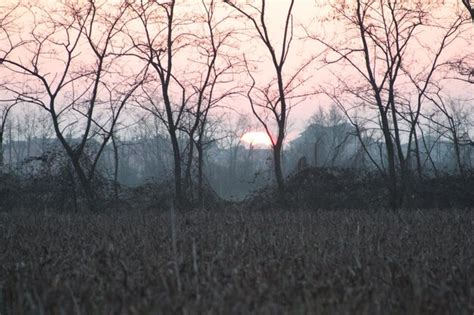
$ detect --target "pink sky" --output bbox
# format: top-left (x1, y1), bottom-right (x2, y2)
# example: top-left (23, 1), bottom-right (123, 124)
top-left (1, 0), bottom-right (472, 140)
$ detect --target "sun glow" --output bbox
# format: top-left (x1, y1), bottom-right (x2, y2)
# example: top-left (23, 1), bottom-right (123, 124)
top-left (241, 131), bottom-right (273, 147)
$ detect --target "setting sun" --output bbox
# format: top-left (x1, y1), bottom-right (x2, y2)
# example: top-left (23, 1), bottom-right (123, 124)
top-left (241, 131), bottom-right (273, 147)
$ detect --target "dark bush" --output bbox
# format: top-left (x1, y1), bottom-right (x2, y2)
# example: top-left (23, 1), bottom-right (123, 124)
top-left (1, 150), bottom-right (117, 212)
top-left (285, 167), bottom-right (388, 209)
top-left (247, 167), bottom-right (388, 210)
top-left (409, 172), bottom-right (474, 209)
top-left (0, 172), bottom-right (22, 211)
top-left (124, 180), bottom-right (222, 212)
top-left (247, 167), bottom-right (474, 210)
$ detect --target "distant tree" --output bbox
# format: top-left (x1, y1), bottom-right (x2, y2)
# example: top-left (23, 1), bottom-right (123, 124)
top-left (0, 99), bottom-right (16, 171)
top-left (222, 114), bottom-right (253, 179)
top-left (0, 2), bottom-right (21, 172)
top-left (124, 114), bottom-right (174, 184)
top-left (424, 96), bottom-right (472, 176)
top-left (306, 105), bottom-right (352, 167)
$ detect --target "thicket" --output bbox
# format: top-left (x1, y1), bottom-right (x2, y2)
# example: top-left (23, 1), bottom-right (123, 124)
top-left (2, 163), bottom-right (473, 212)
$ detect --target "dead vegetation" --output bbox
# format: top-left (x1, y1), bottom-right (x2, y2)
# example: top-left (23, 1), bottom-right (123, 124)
top-left (1, 207), bottom-right (473, 314)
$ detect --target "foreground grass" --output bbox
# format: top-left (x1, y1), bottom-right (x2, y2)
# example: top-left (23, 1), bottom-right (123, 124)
top-left (0, 208), bottom-right (473, 314)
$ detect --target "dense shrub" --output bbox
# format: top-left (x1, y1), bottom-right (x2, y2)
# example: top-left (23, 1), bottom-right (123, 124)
top-left (3, 161), bottom-right (472, 212)
top-left (409, 172), bottom-right (474, 209)
top-left (1, 151), bottom-right (115, 212)
top-left (247, 167), bottom-right (387, 210)
top-left (0, 172), bottom-right (22, 211)
top-left (285, 167), bottom-right (388, 209)
top-left (247, 167), bottom-right (474, 210)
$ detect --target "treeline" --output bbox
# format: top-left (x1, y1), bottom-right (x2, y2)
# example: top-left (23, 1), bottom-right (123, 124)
top-left (0, 0), bottom-right (473, 211)
top-left (1, 103), bottom-right (472, 211)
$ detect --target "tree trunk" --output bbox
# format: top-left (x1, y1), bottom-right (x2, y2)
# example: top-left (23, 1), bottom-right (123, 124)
top-left (390, 98), bottom-right (409, 207)
top-left (67, 162), bottom-right (79, 213)
top-left (386, 147), bottom-right (399, 209)
top-left (420, 127), bottom-right (439, 177)
top-left (273, 142), bottom-right (285, 197)
top-left (69, 157), bottom-right (96, 212)
top-left (0, 132), bottom-right (4, 172)
top-left (379, 112), bottom-right (399, 210)
top-left (8, 125), bottom-right (12, 166)
top-left (453, 136), bottom-right (464, 177)
top-left (112, 136), bottom-right (120, 211)
top-left (197, 141), bottom-right (204, 206)
top-left (413, 127), bottom-right (423, 180)
top-left (184, 139), bottom-right (194, 200)
top-left (169, 129), bottom-right (183, 205)
top-left (275, 68), bottom-right (287, 198)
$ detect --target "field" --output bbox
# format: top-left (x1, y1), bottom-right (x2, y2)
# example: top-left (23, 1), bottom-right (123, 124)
top-left (1, 207), bottom-right (473, 314)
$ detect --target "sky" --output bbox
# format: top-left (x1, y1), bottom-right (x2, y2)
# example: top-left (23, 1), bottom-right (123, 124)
top-left (1, 0), bottom-right (472, 142)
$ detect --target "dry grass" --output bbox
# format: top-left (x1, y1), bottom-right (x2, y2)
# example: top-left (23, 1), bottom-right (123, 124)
top-left (1, 207), bottom-right (473, 314)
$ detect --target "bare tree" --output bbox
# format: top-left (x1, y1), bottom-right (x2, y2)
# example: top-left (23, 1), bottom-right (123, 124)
top-left (181, 0), bottom-right (239, 203)
top-left (128, 0), bottom-right (239, 206)
top-left (127, 0), bottom-right (193, 205)
top-left (0, 1), bottom-right (148, 210)
top-left (224, 0), bottom-right (313, 196)
top-left (311, 0), bottom-right (468, 208)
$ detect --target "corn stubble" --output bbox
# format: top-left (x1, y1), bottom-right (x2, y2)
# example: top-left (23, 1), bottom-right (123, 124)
top-left (0, 208), bottom-right (473, 314)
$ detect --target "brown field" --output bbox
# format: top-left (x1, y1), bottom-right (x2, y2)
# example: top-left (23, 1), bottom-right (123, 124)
top-left (1, 208), bottom-right (473, 314)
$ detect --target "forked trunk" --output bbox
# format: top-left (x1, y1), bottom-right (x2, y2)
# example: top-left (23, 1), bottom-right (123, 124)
top-left (70, 159), bottom-right (96, 212)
